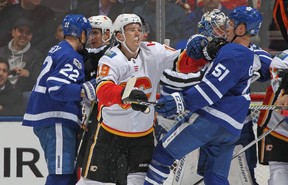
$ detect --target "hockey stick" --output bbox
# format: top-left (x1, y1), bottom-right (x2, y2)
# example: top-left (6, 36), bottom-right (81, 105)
top-left (193, 118), bottom-right (285, 185)
top-left (249, 104), bottom-right (288, 110)
top-left (121, 77), bottom-right (158, 113)
top-left (76, 101), bottom-right (95, 167)
top-left (122, 77), bottom-right (137, 102)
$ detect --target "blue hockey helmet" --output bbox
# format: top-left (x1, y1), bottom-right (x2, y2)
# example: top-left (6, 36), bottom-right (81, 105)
top-left (228, 6), bottom-right (263, 36)
top-left (63, 14), bottom-right (92, 38)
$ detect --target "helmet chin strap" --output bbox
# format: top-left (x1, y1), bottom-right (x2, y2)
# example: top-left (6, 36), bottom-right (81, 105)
top-left (78, 32), bottom-right (89, 51)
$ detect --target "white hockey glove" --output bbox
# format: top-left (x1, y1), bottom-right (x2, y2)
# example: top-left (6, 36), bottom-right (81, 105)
top-left (155, 92), bottom-right (186, 118)
top-left (81, 79), bottom-right (96, 101)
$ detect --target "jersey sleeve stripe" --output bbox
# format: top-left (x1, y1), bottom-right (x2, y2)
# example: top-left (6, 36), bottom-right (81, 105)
top-left (195, 85), bottom-right (214, 105)
top-left (47, 76), bottom-right (71, 84)
top-left (203, 78), bottom-right (223, 98)
top-left (48, 86), bottom-right (61, 92)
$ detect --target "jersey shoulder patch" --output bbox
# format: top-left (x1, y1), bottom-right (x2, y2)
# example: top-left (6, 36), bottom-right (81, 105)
top-left (105, 50), bottom-right (117, 58)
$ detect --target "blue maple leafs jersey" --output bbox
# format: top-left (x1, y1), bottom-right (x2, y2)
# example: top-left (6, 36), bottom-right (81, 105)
top-left (183, 43), bottom-right (254, 135)
top-left (23, 40), bottom-right (85, 129)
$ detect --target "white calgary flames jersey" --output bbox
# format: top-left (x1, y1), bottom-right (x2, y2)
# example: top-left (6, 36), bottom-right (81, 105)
top-left (258, 49), bottom-right (288, 140)
top-left (96, 41), bottom-right (181, 137)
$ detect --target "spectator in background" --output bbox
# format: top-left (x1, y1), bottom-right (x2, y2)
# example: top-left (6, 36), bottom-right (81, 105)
top-left (54, 21), bottom-right (64, 43)
top-left (0, 0), bottom-right (10, 11)
top-left (134, 0), bottom-right (186, 48)
top-left (175, 0), bottom-right (192, 14)
top-left (0, 0), bottom-right (56, 54)
top-left (70, 0), bottom-right (124, 21)
top-left (0, 17), bottom-right (43, 96)
top-left (183, 0), bottom-right (230, 38)
top-left (0, 57), bottom-right (25, 116)
top-left (49, 14), bottom-right (65, 48)
top-left (121, 0), bottom-right (147, 13)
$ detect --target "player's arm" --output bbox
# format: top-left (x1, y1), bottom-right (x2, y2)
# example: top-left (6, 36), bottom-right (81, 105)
top-left (47, 55), bottom-right (96, 102)
top-left (183, 48), bottom-right (246, 112)
top-left (252, 45), bottom-right (272, 82)
top-left (175, 50), bottom-right (208, 73)
top-left (160, 66), bottom-right (208, 92)
top-left (96, 80), bottom-right (124, 106)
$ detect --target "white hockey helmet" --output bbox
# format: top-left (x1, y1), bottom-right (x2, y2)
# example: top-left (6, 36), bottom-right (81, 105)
top-left (88, 15), bottom-right (112, 34)
top-left (112, 13), bottom-right (142, 34)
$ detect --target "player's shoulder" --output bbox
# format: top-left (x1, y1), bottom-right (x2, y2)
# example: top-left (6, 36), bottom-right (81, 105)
top-left (48, 41), bottom-right (83, 66)
top-left (220, 43), bottom-right (252, 56)
top-left (273, 49), bottom-right (288, 62)
top-left (140, 41), bottom-right (177, 54)
top-left (100, 46), bottom-right (127, 66)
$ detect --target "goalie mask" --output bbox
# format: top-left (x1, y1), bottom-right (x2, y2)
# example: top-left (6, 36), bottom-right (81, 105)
top-left (198, 9), bottom-right (228, 40)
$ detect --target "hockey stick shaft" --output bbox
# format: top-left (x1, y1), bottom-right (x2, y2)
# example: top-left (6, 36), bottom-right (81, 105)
top-left (76, 101), bottom-right (95, 164)
top-left (232, 118), bottom-right (285, 158)
top-left (249, 104), bottom-right (288, 110)
top-left (193, 118), bottom-right (285, 185)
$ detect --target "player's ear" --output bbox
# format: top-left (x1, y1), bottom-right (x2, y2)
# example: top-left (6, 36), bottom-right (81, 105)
top-left (235, 23), bottom-right (246, 36)
top-left (116, 32), bottom-right (124, 42)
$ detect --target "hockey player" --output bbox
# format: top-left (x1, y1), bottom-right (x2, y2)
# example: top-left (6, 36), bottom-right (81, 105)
top-left (257, 49), bottom-right (288, 185)
top-left (76, 13), bottom-right (189, 185)
top-left (76, 15), bottom-right (113, 167)
top-left (22, 14), bottom-right (96, 185)
top-left (158, 8), bottom-right (272, 185)
top-left (144, 6), bottom-right (262, 185)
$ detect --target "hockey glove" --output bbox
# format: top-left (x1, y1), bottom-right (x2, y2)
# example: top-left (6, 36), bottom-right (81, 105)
top-left (203, 37), bottom-right (228, 61)
top-left (81, 78), bottom-right (96, 101)
top-left (126, 89), bottom-right (149, 113)
top-left (186, 34), bottom-right (208, 59)
top-left (155, 92), bottom-right (185, 118)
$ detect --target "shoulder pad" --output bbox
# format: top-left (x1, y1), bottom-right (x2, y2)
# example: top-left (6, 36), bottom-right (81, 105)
top-left (105, 50), bottom-right (117, 58)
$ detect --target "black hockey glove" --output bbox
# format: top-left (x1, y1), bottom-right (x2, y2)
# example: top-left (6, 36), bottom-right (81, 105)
top-left (126, 89), bottom-right (149, 113)
top-left (203, 37), bottom-right (228, 61)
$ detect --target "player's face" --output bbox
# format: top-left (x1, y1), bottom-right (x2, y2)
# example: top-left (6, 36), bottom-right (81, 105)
top-left (12, 26), bottom-right (32, 49)
top-left (55, 24), bottom-right (64, 42)
top-left (90, 28), bottom-right (104, 48)
top-left (212, 25), bottom-right (226, 38)
top-left (0, 62), bottom-right (8, 87)
top-left (123, 23), bottom-right (142, 52)
top-left (225, 19), bottom-right (235, 42)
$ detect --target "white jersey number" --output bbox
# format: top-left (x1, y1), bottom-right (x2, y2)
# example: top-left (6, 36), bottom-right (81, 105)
top-left (34, 56), bottom-right (53, 94)
top-left (59, 63), bottom-right (79, 82)
top-left (212, 63), bottom-right (230, 81)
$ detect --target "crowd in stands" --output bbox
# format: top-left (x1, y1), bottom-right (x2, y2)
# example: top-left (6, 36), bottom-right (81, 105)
top-left (0, 0), bottom-right (286, 117)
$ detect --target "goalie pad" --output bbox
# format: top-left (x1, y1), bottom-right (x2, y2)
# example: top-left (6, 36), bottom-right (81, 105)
top-left (162, 145), bottom-right (253, 185)
top-left (228, 145), bottom-right (254, 185)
